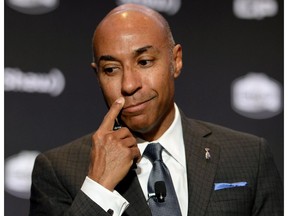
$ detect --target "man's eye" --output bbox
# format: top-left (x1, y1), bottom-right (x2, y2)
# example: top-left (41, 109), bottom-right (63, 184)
top-left (138, 59), bottom-right (153, 66)
top-left (103, 67), bottom-right (117, 74)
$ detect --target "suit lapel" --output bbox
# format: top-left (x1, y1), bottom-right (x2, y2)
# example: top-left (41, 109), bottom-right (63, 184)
top-left (181, 113), bottom-right (220, 216)
top-left (116, 169), bottom-right (151, 216)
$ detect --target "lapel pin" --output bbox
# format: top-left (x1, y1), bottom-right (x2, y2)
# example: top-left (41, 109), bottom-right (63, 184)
top-left (205, 148), bottom-right (211, 160)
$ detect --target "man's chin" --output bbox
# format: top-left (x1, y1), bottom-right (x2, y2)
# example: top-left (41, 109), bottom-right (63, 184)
top-left (122, 116), bottom-right (153, 133)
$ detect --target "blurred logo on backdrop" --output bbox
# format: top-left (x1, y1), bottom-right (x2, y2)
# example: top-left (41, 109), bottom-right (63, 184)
top-left (5, 68), bottom-right (66, 97)
top-left (231, 72), bottom-right (282, 119)
top-left (6, 0), bottom-right (59, 15)
top-left (233, 0), bottom-right (278, 19)
top-left (116, 0), bottom-right (181, 15)
top-left (5, 151), bottom-right (40, 199)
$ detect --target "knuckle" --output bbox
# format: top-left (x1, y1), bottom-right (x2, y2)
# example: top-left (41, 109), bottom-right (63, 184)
top-left (93, 130), bottom-right (102, 139)
top-left (92, 132), bottom-right (102, 145)
top-left (105, 133), bottom-right (115, 143)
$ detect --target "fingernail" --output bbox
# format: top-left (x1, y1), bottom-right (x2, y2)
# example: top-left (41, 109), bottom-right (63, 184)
top-left (115, 97), bottom-right (125, 106)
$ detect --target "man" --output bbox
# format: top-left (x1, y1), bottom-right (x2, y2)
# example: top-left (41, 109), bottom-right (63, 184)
top-left (29, 3), bottom-right (283, 216)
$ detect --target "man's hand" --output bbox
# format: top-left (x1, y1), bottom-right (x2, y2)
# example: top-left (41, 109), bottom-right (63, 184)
top-left (88, 97), bottom-right (141, 191)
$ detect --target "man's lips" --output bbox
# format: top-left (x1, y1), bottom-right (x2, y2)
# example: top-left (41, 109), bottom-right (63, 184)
top-left (122, 97), bottom-right (155, 114)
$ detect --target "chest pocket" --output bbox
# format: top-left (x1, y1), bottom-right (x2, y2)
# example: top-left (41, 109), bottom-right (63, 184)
top-left (206, 186), bottom-right (253, 215)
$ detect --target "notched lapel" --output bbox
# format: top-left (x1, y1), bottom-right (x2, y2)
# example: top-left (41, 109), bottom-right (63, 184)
top-left (181, 115), bottom-right (220, 216)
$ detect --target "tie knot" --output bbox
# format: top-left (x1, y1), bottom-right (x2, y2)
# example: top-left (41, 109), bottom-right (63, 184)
top-left (143, 143), bottom-right (163, 162)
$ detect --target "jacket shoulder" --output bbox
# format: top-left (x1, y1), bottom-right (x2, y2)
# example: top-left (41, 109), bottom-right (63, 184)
top-left (184, 115), bottom-right (262, 143)
top-left (43, 133), bottom-right (93, 159)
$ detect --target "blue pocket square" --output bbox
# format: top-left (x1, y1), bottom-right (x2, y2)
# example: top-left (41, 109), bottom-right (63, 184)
top-left (214, 182), bottom-right (248, 191)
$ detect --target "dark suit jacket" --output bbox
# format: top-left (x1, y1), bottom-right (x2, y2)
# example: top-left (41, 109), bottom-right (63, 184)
top-left (29, 112), bottom-right (283, 215)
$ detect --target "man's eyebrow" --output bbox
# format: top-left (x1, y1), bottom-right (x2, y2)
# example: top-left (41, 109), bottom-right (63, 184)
top-left (96, 45), bottom-right (155, 63)
top-left (134, 45), bottom-right (155, 55)
top-left (97, 55), bottom-right (118, 63)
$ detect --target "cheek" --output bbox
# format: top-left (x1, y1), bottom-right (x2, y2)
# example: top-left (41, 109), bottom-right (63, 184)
top-left (145, 67), bottom-right (174, 93)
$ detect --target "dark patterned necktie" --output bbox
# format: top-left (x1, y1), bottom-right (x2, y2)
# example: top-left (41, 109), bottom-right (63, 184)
top-left (143, 143), bottom-right (182, 216)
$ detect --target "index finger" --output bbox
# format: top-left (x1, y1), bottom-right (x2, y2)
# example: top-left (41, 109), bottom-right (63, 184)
top-left (100, 97), bottom-right (125, 131)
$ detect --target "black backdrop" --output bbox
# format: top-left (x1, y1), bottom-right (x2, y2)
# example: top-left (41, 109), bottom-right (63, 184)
top-left (5, 0), bottom-right (283, 215)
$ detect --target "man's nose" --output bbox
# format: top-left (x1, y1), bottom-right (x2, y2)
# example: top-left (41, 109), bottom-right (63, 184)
top-left (121, 67), bottom-right (142, 96)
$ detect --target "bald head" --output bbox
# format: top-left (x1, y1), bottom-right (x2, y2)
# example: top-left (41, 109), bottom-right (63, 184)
top-left (92, 4), bottom-right (175, 62)
top-left (90, 4), bottom-right (183, 138)
top-left (106, 3), bottom-right (161, 17)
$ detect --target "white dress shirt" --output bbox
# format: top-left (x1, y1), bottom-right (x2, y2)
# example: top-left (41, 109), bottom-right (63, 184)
top-left (81, 104), bottom-right (188, 215)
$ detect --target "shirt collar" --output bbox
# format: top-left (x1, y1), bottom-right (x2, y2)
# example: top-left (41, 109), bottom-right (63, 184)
top-left (137, 104), bottom-right (185, 167)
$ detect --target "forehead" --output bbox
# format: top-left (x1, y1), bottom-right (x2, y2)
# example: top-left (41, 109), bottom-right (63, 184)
top-left (93, 11), bottom-right (168, 57)
top-left (98, 9), bottom-right (166, 34)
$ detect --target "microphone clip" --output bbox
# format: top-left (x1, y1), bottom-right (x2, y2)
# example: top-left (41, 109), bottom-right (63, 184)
top-left (148, 181), bottom-right (167, 203)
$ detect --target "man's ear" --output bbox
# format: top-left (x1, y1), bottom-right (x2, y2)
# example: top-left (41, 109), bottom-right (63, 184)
top-left (173, 44), bottom-right (183, 79)
top-left (91, 62), bottom-right (98, 74)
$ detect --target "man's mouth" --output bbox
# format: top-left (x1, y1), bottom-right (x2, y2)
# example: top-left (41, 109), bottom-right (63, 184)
top-left (122, 97), bottom-right (155, 115)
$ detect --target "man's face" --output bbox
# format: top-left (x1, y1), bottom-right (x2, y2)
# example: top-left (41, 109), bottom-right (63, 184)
top-left (93, 12), bottom-right (182, 139)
